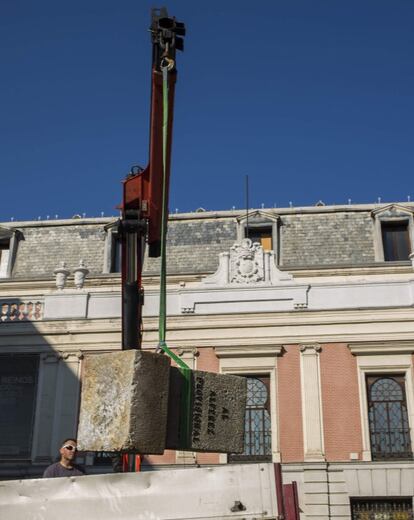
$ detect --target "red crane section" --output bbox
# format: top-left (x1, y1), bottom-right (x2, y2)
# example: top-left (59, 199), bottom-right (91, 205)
top-left (120, 8), bottom-right (185, 351)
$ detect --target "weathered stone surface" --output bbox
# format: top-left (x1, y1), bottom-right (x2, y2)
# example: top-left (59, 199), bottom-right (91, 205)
top-left (166, 368), bottom-right (247, 453)
top-left (77, 350), bottom-right (170, 454)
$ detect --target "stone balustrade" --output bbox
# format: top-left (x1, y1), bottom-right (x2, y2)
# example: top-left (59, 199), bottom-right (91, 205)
top-left (0, 300), bottom-right (43, 322)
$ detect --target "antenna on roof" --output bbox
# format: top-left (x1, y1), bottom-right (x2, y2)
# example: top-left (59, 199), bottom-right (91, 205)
top-left (245, 174), bottom-right (249, 239)
top-left (408, 196), bottom-right (411, 202)
top-left (289, 201), bottom-right (293, 208)
top-left (377, 197), bottom-right (381, 204)
top-left (348, 199), bottom-right (352, 205)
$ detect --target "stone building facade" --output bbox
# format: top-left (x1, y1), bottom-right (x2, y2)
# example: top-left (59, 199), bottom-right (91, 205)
top-left (1, 202), bottom-right (414, 519)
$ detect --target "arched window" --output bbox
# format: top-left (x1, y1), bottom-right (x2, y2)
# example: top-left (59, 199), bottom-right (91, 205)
top-left (367, 375), bottom-right (412, 460)
top-left (230, 376), bottom-right (271, 462)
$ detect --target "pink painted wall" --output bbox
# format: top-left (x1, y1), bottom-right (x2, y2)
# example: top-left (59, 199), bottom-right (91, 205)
top-left (320, 343), bottom-right (363, 461)
top-left (278, 345), bottom-right (304, 462)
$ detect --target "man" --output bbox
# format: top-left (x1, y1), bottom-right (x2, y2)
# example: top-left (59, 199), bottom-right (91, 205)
top-left (43, 438), bottom-right (85, 478)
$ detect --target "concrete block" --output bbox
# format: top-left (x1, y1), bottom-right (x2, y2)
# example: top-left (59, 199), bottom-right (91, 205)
top-left (166, 367), bottom-right (247, 453)
top-left (77, 350), bottom-right (170, 454)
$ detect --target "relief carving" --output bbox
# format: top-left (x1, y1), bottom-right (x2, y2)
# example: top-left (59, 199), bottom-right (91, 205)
top-left (203, 239), bottom-right (292, 286)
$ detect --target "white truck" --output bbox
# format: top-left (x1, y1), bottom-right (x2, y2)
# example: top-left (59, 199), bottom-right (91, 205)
top-left (0, 462), bottom-right (298, 520)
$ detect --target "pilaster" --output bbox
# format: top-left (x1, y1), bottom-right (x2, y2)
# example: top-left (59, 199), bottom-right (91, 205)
top-left (31, 353), bottom-right (60, 463)
top-left (300, 344), bottom-right (325, 462)
top-left (50, 351), bottom-right (83, 456)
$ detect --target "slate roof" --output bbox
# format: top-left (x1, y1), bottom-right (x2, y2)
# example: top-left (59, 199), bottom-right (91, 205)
top-left (1, 202), bottom-right (413, 279)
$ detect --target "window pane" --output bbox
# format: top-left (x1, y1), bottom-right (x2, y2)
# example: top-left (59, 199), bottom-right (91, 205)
top-left (246, 227), bottom-right (272, 250)
top-left (381, 221), bottom-right (411, 261)
top-left (366, 375), bottom-right (412, 460)
top-left (112, 236), bottom-right (122, 273)
top-left (229, 376), bottom-right (271, 462)
top-left (0, 355), bottom-right (39, 459)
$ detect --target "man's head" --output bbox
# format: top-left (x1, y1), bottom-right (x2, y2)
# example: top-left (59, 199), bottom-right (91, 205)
top-left (59, 438), bottom-right (77, 465)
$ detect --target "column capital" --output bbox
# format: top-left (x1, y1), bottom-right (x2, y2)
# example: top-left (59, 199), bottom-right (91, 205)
top-left (300, 343), bottom-right (321, 353)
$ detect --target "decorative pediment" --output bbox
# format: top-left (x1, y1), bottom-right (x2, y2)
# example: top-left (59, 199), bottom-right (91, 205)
top-left (371, 204), bottom-right (414, 219)
top-left (236, 210), bottom-right (279, 225)
top-left (203, 239), bottom-right (292, 286)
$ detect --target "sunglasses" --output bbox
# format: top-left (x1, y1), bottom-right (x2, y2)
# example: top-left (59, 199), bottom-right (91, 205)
top-left (62, 445), bottom-right (77, 451)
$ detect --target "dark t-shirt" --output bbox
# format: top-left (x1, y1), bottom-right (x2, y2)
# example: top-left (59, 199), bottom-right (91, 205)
top-left (43, 462), bottom-right (85, 478)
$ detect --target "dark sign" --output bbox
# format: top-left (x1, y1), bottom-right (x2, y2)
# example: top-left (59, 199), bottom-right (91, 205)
top-left (0, 355), bottom-right (38, 459)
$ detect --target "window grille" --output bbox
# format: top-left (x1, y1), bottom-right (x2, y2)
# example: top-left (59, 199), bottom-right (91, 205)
top-left (366, 375), bottom-right (412, 460)
top-left (229, 376), bottom-right (271, 462)
top-left (351, 498), bottom-right (413, 519)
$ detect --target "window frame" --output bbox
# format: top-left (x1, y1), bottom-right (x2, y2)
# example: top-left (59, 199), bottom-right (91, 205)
top-left (229, 374), bottom-right (272, 463)
top-left (236, 211), bottom-right (280, 264)
top-left (381, 219), bottom-right (411, 261)
top-left (372, 205), bottom-right (414, 263)
top-left (215, 345), bottom-right (281, 463)
top-left (0, 227), bottom-right (19, 279)
top-left (103, 222), bottom-right (122, 274)
top-left (366, 374), bottom-right (412, 460)
top-left (349, 343), bottom-right (414, 462)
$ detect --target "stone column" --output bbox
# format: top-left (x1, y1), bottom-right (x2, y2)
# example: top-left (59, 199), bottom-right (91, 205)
top-left (50, 352), bottom-right (83, 456)
top-left (300, 344), bottom-right (325, 462)
top-left (31, 353), bottom-right (60, 463)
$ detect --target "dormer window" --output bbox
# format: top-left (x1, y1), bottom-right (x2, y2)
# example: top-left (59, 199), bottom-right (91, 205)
top-left (237, 211), bottom-right (280, 263)
top-left (372, 205), bottom-right (414, 263)
top-left (381, 220), bottom-right (411, 261)
top-left (0, 227), bottom-right (19, 279)
top-left (0, 239), bottom-right (10, 278)
top-left (245, 226), bottom-right (273, 251)
top-left (111, 234), bottom-right (122, 273)
top-left (103, 221), bottom-right (122, 274)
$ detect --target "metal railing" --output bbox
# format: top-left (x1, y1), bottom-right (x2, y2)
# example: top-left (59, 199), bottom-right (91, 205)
top-left (351, 498), bottom-right (413, 519)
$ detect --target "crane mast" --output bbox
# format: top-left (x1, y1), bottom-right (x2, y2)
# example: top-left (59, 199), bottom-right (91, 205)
top-left (119, 8), bottom-right (185, 351)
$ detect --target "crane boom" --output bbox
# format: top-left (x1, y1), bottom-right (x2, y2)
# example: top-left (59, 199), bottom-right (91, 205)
top-left (120, 8), bottom-right (185, 351)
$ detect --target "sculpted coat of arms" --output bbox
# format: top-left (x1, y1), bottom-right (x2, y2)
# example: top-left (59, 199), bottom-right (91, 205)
top-left (230, 239), bottom-right (263, 284)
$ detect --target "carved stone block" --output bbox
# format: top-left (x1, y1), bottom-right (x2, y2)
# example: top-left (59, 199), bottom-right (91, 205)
top-left (166, 368), bottom-right (247, 453)
top-left (77, 351), bottom-right (170, 454)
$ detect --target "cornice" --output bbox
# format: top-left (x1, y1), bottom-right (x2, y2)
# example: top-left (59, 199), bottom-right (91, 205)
top-left (348, 341), bottom-right (414, 355)
top-left (215, 345), bottom-right (283, 358)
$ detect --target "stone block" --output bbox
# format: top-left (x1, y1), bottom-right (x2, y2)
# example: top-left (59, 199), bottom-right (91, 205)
top-left (166, 367), bottom-right (247, 453)
top-left (77, 350), bottom-right (170, 454)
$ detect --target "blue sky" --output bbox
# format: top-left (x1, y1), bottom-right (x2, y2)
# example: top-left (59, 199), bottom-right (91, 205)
top-left (1, 1), bottom-right (413, 221)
